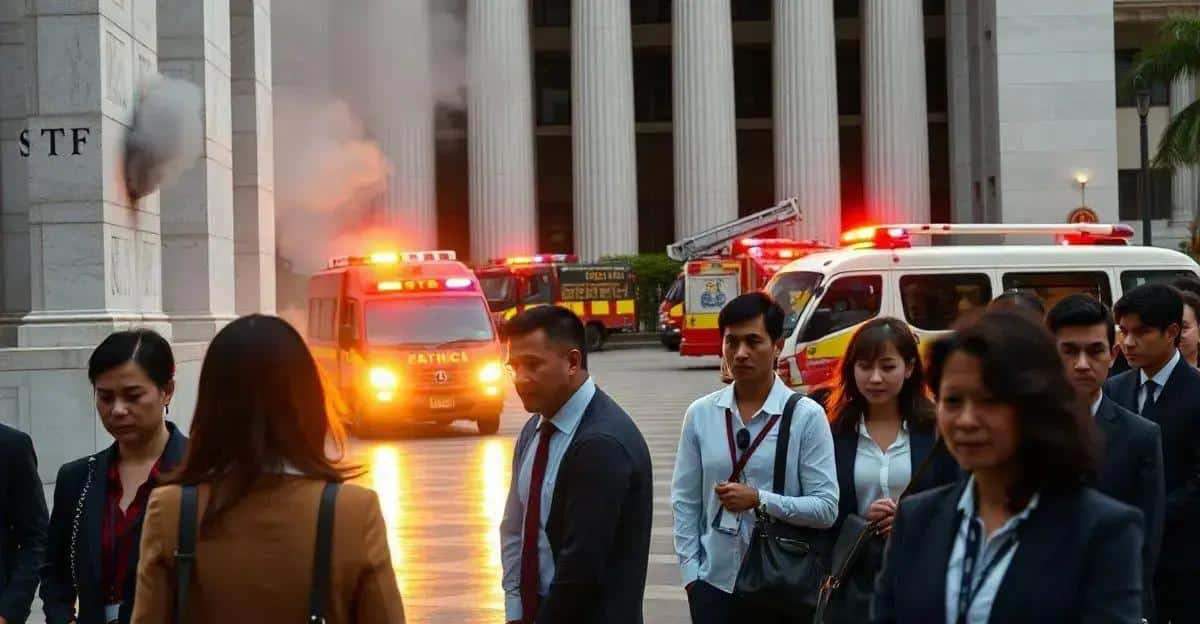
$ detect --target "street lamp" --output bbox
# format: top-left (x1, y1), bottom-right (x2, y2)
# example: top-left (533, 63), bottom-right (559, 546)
top-left (1135, 76), bottom-right (1153, 246)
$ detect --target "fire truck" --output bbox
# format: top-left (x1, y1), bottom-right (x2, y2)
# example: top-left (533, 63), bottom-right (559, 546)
top-left (658, 273), bottom-right (684, 350)
top-left (307, 250), bottom-right (505, 436)
top-left (666, 198), bottom-right (832, 357)
top-left (474, 255), bottom-right (637, 351)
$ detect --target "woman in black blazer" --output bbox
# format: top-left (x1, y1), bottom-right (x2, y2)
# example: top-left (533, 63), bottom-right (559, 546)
top-left (40, 330), bottom-right (187, 624)
top-left (821, 318), bottom-right (959, 622)
top-left (872, 311), bottom-right (1144, 623)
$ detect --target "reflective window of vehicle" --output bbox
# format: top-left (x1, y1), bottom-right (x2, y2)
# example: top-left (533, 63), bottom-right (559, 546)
top-left (800, 274), bottom-right (882, 343)
top-left (1001, 271), bottom-right (1112, 311)
top-left (1120, 270), bottom-right (1198, 292)
top-left (523, 273), bottom-right (553, 304)
top-left (365, 299), bottom-right (495, 346)
top-left (665, 277), bottom-right (684, 304)
top-left (900, 273), bottom-right (991, 331)
top-left (766, 271), bottom-right (823, 337)
top-left (479, 275), bottom-right (515, 311)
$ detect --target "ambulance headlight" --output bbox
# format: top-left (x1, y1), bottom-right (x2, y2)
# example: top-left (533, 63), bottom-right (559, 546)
top-left (478, 361), bottom-right (503, 384)
top-left (368, 367), bottom-right (399, 391)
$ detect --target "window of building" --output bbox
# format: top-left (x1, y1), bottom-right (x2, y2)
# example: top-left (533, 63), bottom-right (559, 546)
top-left (926, 38), bottom-right (947, 114)
top-left (535, 52), bottom-right (571, 126)
top-left (1115, 50), bottom-right (1170, 107)
top-left (900, 274), bottom-right (991, 331)
top-left (632, 0), bottom-right (671, 24)
top-left (834, 0), bottom-right (859, 19)
top-left (1121, 270), bottom-right (1198, 292)
top-left (732, 0), bottom-right (770, 21)
top-left (734, 45), bottom-right (772, 119)
top-left (1001, 271), bottom-right (1113, 310)
top-left (634, 49), bottom-right (672, 122)
top-left (532, 0), bottom-right (569, 28)
top-left (1117, 169), bottom-right (1172, 220)
top-left (802, 275), bottom-right (883, 342)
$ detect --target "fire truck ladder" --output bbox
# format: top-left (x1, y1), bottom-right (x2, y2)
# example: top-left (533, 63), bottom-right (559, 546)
top-left (665, 197), bottom-right (801, 261)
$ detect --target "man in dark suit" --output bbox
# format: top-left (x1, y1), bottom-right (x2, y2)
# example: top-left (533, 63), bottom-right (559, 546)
top-left (0, 424), bottom-right (48, 624)
top-left (1047, 294), bottom-right (1164, 618)
top-left (1104, 284), bottom-right (1200, 624)
top-left (500, 306), bottom-right (653, 624)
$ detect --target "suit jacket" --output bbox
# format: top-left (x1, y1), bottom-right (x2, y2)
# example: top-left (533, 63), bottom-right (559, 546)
top-left (501, 388), bottom-right (653, 624)
top-left (872, 481), bottom-right (1144, 623)
top-left (129, 478), bottom-right (405, 624)
top-left (1093, 395), bottom-right (1164, 615)
top-left (1105, 361), bottom-right (1200, 577)
top-left (0, 424), bottom-right (49, 624)
top-left (40, 422), bottom-right (187, 624)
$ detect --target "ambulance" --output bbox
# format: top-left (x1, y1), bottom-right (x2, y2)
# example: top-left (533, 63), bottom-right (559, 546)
top-left (307, 250), bottom-right (505, 436)
top-left (474, 254), bottom-right (637, 351)
top-left (767, 223), bottom-right (1200, 393)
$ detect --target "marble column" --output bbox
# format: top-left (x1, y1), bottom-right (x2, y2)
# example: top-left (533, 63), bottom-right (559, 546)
top-left (0, 1), bottom-right (30, 345)
top-left (673, 0), bottom-right (738, 238)
top-left (1171, 75), bottom-right (1199, 226)
top-left (863, 0), bottom-right (931, 225)
top-left (19, 0), bottom-right (167, 348)
top-left (231, 0), bottom-right (275, 315)
top-left (572, 0), bottom-right (638, 260)
top-left (773, 0), bottom-right (840, 243)
top-left (159, 0), bottom-right (237, 341)
top-left (467, 0), bottom-right (537, 261)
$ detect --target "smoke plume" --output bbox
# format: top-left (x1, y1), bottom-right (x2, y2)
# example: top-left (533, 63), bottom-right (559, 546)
top-left (123, 77), bottom-right (203, 201)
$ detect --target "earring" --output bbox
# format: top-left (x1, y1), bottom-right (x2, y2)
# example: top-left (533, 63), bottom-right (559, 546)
top-left (165, 404), bottom-right (170, 415)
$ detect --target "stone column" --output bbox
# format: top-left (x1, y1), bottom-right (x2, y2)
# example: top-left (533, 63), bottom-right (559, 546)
top-left (572, 0), bottom-right (638, 259)
top-left (231, 0), bottom-right (275, 315)
top-left (1171, 75), bottom-right (1199, 227)
top-left (159, 0), bottom-right (237, 341)
top-left (773, 0), bottom-right (840, 243)
top-left (863, 0), bottom-right (930, 225)
top-left (673, 0), bottom-right (738, 238)
top-left (0, 1), bottom-right (31, 345)
top-left (946, 0), bottom-right (975, 224)
top-left (19, 0), bottom-right (167, 348)
top-left (467, 0), bottom-right (537, 261)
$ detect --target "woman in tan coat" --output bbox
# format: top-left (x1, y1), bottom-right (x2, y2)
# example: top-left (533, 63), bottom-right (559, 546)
top-left (130, 315), bottom-right (405, 623)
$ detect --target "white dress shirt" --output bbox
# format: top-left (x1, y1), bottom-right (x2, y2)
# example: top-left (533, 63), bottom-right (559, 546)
top-left (1137, 349), bottom-right (1180, 413)
top-left (854, 418), bottom-right (912, 512)
top-left (671, 376), bottom-right (839, 593)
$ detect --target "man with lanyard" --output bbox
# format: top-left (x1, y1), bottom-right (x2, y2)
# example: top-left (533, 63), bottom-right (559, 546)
top-left (671, 292), bottom-right (838, 624)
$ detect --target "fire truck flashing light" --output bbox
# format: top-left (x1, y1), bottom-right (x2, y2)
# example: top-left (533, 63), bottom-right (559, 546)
top-left (491, 254), bottom-right (579, 266)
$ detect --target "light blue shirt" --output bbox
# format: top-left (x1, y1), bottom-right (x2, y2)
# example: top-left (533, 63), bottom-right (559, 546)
top-left (671, 376), bottom-right (839, 593)
top-left (501, 376), bottom-right (596, 622)
top-left (1137, 349), bottom-right (1180, 412)
top-left (944, 476), bottom-right (1040, 624)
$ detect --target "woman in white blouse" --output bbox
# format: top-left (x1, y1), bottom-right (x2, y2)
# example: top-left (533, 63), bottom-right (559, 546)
top-left (819, 317), bottom-right (960, 623)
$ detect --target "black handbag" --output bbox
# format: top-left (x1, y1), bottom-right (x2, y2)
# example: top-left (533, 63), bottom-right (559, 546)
top-left (174, 482), bottom-right (340, 624)
top-left (734, 394), bottom-right (829, 615)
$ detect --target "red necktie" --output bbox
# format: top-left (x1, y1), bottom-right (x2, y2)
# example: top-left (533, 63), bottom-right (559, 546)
top-left (521, 421), bottom-right (555, 623)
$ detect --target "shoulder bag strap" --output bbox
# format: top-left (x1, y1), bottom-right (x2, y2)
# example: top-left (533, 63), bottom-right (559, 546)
top-left (309, 482), bottom-right (341, 623)
top-left (898, 437), bottom-right (947, 502)
top-left (772, 393), bottom-right (803, 495)
top-left (175, 485), bottom-right (198, 624)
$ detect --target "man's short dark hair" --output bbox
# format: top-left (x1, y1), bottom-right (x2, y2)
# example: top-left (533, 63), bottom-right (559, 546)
top-left (502, 305), bottom-right (588, 368)
top-left (1046, 294), bottom-right (1115, 348)
top-left (989, 290), bottom-right (1045, 318)
top-left (1113, 283), bottom-right (1183, 338)
top-left (718, 292), bottom-right (785, 342)
top-left (1173, 276), bottom-right (1200, 300)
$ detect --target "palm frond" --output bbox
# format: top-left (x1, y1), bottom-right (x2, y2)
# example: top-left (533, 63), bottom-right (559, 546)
top-left (1121, 17), bottom-right (1200, 98)
top-left (1153, 96), bottom-right (1200, 169)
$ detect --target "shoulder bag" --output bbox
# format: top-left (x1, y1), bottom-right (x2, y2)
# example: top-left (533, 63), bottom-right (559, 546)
top-left (174, 482), bottom-right (341, 624)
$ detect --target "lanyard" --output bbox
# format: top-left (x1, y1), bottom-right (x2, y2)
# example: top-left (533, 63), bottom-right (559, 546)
top-left (723, 408), bottom-right (781, 483)
top-left (955, 511), bottom-right (1020, 624)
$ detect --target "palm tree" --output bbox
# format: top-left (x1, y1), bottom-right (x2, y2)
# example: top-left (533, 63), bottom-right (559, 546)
top-left (1130, 18), bottom-right (1200, 170)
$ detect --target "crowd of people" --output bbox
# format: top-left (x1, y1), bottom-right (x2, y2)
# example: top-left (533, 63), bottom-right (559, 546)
top-left (0, 277), bottom-right (1197, 624)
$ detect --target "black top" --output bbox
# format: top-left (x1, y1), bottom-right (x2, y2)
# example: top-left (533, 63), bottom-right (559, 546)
top-left (872, 481), bottom-right (1144, 623)
top-left (0, 424), bottom-right (49, 624)
top-left (501, 389), bottom-right (653, 624)
top-left (40, 422), bottom-right (187, 624)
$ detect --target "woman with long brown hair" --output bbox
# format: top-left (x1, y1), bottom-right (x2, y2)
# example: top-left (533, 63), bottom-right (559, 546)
top-left (130, 315), bottom-right (404, 623)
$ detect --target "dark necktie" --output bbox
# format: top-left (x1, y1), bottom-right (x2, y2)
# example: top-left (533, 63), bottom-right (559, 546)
top-left (1140, 379), bottom-right (1159, 417)
top-left (521, 421), bottom-right (555, 623)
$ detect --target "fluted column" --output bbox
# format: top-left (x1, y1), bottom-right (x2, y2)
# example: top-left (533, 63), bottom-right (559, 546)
top-left (572, 0), bottom-right (638, 260)
top-left (673, 0), bottom-right (738, 238)
top-left (863, 0), bottom-right (930, 225)
top-left (1172, 75), bottom-right (1198, 226)
top-left (774, 0), bottom-right (840, 243)
top-left (467, 0), bottom-right (537, 261)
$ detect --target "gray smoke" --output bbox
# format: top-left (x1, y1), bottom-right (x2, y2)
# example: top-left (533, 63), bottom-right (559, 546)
top-left (123, 76), bottom-right (203, 201)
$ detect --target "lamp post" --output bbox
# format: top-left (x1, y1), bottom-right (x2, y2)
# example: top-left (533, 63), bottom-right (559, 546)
top-left (1135, 76), bottom-right (1153, 246)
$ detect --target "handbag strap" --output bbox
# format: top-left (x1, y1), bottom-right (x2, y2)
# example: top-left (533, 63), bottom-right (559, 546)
top-left (772, 394), bottom-right (803, 495)
top-left (309, 482), bottom-right (341, 623)
top-left (897, 436), bottom-right (947, 502)
top-left (174, 485), bottom-right (198, 624)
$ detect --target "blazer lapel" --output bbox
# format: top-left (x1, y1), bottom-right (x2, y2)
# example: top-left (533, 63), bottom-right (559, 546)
top-left (908, 428), bottom-right (934, 491)
top-left (917, 480), bottom-right (964, 621)
top-left (83, 446), bottom-right (114, 590)
top-left (833, 430), bottom-right (858, 516)
top-left (987, 497), bottom-right (1060, 623)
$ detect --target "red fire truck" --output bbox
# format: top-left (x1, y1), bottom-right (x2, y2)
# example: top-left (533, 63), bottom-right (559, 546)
top-left (666, 198), bottom-right (832, 357)
top-left (474, 255), bottom-right (637, 351)
top-left (307, 250), bottom-right (505, 436)
top-left (658, 273), bottom-right (684, 350)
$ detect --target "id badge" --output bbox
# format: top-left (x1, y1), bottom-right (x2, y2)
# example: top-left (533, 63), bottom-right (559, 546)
top-left (104, 603), bottom-right (121, 624)
top-left (711, 507), bottom-right (741, 535)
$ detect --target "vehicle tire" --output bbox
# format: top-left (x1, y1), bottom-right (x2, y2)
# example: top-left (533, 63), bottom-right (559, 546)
top-left (585, 323), bottom-right (605, 352)
top-left (667, 337), bottom-right (680, 352)
top-left (477, 412), bottom-right (501, 435)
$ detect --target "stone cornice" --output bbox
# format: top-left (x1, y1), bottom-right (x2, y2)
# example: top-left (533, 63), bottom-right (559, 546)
top-left (1116, 0), bottom-right (1200, 23)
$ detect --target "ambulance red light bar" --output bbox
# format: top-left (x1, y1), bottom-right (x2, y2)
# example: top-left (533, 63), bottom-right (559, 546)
top-left (328, 250), bottom-right (458, 269)
top-left (376, 277), bottom-right (476, 293)
top-left (840, 226), bottom-right (911, 249)
top-left (490, 254), bottom-right (578, 265)
top-left (840, 223), bottom-right (1134, 248)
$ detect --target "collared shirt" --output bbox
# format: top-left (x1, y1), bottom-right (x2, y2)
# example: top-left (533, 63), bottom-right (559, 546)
top-left (944, 476), bottom-right (1040, 624)
top-left (854, 418), bottom-right (911, 512)
top-left (502, 376), bottom-right (597, 622)
top-left (671, 376), bottom-right (839, 593)
top-left (101, 454), bottom-right (163, 609)
top-left (1137, 349), bottom-right (1180, 413)
top-left (1090, 393), bottom-right (1102, 419)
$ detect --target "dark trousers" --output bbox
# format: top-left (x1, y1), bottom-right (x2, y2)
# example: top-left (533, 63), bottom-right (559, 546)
top-left (686, 581), bottom-right (800, 624)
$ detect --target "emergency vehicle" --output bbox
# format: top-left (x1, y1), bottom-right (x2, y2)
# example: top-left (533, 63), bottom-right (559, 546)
top-left (666, 198), bottom-right (832, 357)
top-left (658, 274), bottom-right (684, 350)
top-left (474, 255), bottom-right (637, 351)
top-left (767, 223), bottom-right (1200, 392)
top-left (307, 250), bottom-right (505, 436)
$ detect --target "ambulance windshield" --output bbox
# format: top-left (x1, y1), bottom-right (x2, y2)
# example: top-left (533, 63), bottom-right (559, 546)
top-left (766, 271), bottom-right (823, 337)
top-left (365, 298), bottom-right (495, 346)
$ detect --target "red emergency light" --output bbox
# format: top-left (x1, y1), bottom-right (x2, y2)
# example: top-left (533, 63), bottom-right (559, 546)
top-left (376, 277), bottom-right (476, 293)
top-left (733, 238), bottom-right (828, 259)
top-left (490, 254), bottom-right (578, 266)
top-left (1056, 224), bottom-right (1134, 246)
top-left (840, 226), bottom-right (911, 249)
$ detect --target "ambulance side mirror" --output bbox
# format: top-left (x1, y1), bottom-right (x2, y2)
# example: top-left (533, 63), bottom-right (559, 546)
top-left (338, 325), bottom-right (359, 351)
